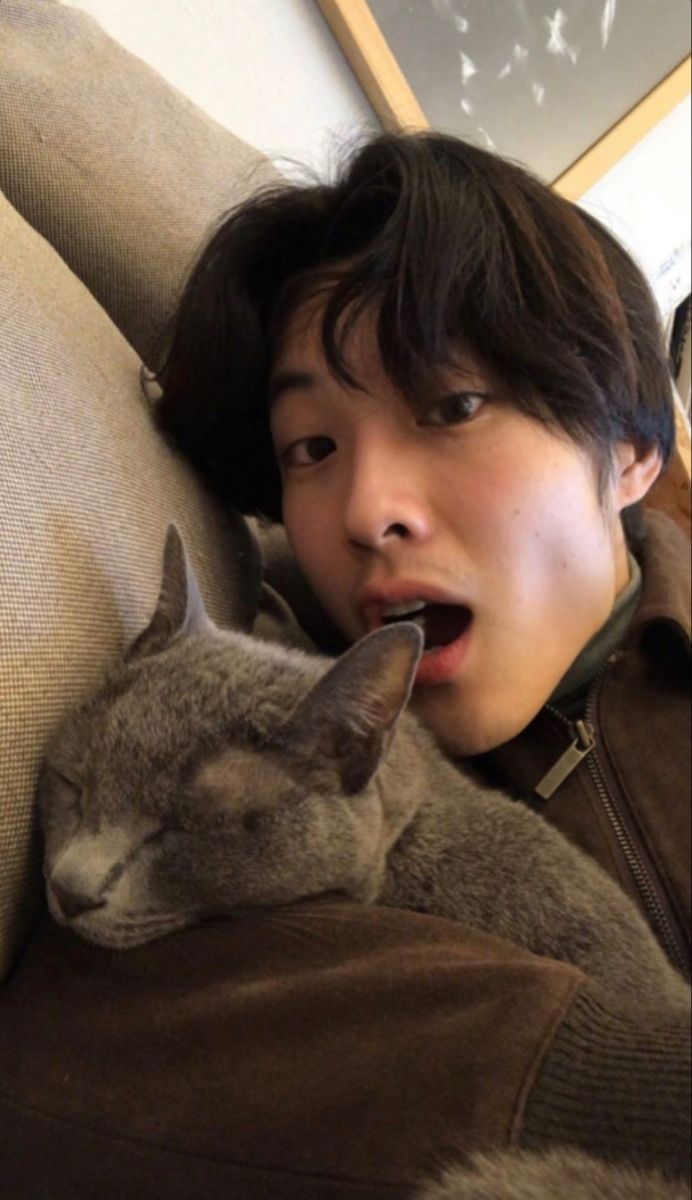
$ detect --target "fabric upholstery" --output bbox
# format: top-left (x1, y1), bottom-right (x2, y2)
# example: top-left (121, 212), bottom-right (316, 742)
top-left (0, 0), bottom-right (279, 365)
top-left (0, 189), bottom-right (262, 980)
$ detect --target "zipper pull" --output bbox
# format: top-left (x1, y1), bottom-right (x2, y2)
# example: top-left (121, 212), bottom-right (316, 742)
top-left (535, 720), bottom-right (596, 800)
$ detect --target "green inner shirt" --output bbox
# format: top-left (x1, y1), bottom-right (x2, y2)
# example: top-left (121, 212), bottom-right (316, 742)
top-left (549, 552), bottom-right (642, 720)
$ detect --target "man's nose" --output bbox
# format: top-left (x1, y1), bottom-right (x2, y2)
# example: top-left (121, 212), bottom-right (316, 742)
top-left (343, 448), bottom-right (431, 550)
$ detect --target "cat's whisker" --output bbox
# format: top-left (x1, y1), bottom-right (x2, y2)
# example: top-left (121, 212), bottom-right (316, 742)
top-left (111, 913), bottom-right (187, 933)
top-left (248, 909), bottom-right (333, 947)
top-left (282, 905), bottom-right (395, 931)
top-left (270, 905), bottom-right (403, 939)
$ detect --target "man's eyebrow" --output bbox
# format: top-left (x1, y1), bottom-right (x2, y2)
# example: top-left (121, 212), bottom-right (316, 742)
top-left (269, 370), bottom-right (319, 403)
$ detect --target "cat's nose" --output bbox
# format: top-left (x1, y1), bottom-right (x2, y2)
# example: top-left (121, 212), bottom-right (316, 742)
top-left (51, 881), bottom-right (107, 921)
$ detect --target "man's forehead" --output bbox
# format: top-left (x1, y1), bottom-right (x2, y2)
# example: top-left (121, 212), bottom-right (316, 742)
top-left (271, 291), bottom-right (492, 405)
top-left (271, 296), bottom-right (379, 394)
top-left (274, 292), bottom-right (374, 361)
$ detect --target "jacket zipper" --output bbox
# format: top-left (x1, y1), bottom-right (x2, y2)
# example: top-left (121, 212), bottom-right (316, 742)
top-left (536, 665), bottom-right (688, 974)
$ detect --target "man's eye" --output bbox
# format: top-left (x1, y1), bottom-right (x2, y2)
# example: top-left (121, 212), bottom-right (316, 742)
top-left (422, 392), bottom-right (487, 427)
top-left (282, 435), bottom-right (336, 468)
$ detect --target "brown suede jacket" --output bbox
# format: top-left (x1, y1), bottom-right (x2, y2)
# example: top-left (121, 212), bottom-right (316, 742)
top-left (477, 509), bottom-right (691, 977)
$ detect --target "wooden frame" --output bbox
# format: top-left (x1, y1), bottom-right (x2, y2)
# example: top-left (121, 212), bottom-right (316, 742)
top-left (315, 0), bottom-right (691, 531)
top-left (552, 56), bottom-right (692, 200)
top-left (315, 0), bottom-right (690, 192)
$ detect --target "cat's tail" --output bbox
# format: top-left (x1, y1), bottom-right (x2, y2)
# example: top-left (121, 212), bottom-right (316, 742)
top-left (416, 1147), bottom-right (689, 1200)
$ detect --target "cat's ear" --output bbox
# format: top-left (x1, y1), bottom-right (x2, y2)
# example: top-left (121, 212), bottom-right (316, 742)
top-left (125, 524), bottom-right (210, 661)
top-left (277, 623), bottom-right (423, 794)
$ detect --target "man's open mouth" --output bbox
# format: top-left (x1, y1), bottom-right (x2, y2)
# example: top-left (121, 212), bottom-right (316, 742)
top-left (381, 601), bottom-right (473, 653)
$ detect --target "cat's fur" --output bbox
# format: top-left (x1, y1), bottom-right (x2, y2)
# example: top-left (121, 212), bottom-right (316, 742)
top-left (416, 1147), bottom-right (689, 1200)
top-left (39, 527), bottom-right (690, 1011)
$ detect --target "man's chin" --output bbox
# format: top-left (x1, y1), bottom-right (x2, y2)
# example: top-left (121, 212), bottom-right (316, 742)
top-left (411, 692), bottom-right (535, 759)
top-left (437, 727), bottom-right (511, 759)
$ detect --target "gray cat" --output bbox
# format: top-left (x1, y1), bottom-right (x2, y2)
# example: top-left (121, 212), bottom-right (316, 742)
top-left (416, 1147), bottom-right (690, 1200)
top-left (39, 526), bottom-right (690, 1013)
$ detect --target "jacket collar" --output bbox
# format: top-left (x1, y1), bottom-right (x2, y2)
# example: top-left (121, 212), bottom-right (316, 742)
top-left (629, 509), bottom-right (691, 655)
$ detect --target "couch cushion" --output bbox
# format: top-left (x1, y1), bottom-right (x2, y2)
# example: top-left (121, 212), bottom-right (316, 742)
top-left (0, 906), bottom-right (580, 1200)
top-left (0, 0), bottom-right (279, 364)
top-left (0, 188), bottom-right (262, 980)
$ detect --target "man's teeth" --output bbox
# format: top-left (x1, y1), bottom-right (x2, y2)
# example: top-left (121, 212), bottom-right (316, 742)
top-left (381, 599), bottom-right (427, 620)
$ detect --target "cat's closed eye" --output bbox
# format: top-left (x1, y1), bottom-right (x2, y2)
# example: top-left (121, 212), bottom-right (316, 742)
top-left (140, 821), bottom-right (192, 851)
top-left (38, 766), bottom-right (82, 823)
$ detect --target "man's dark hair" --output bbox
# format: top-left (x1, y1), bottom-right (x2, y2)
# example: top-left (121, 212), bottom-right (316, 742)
top-left (155, 131), bottom-right (674, 533)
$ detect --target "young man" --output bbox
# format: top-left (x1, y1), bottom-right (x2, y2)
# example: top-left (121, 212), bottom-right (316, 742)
top-left (155, 133), bottom-right (690, 1176)
top-left (157, 130), bottom-right (689, 970)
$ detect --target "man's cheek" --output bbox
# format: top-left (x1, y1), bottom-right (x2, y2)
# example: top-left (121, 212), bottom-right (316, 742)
top-left (286, 524), bottom-right (339, 607)
top-left (294, 528), bottom-right (326, 578)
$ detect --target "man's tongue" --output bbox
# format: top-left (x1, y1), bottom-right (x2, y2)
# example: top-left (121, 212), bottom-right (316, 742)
top-left (420, 603), bottom-right (471, 651)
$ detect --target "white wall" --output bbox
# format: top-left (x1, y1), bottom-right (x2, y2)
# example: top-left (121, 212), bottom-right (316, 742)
top-left (70, 0), bottom-right (377, 176)
top-left (71, 0), bottom-right (690, 317)
top-left (580, 96), bottom-right (691, 321)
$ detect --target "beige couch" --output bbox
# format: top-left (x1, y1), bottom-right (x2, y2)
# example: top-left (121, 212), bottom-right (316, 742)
top-left (0, 0), bottom-right (284, 983)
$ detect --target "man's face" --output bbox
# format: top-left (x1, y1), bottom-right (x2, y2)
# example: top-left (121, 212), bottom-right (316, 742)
top-left (269, 304), bottom-right (635, 756)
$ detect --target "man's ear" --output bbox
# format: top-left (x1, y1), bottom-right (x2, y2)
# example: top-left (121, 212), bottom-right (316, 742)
top-left (612, 439), bottom-right (663, 511)
top-left (125, 524), bottom-right (211, 661)
top-left (275, 623), bottom-right (424, 795)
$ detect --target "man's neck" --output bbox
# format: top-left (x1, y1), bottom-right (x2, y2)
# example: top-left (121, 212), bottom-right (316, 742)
top-left (549, 552), bottom-right (642, 720)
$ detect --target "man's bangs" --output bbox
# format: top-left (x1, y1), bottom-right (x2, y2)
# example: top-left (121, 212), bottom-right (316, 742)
top-left (272, 240), bottom-right (499, 417)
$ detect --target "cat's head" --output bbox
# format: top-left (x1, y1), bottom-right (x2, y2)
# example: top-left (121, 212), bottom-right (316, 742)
top-left (39, 526), bottom-right (423, 948)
